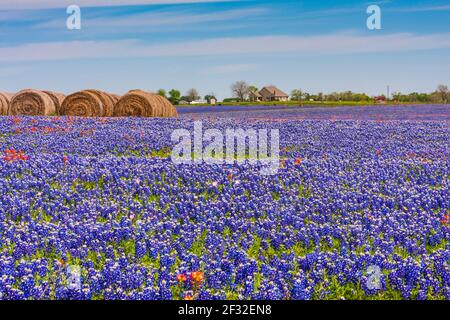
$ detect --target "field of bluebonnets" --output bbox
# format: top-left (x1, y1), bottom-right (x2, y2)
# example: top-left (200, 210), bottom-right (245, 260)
top-left (0, 104), bottom-right (449, 300)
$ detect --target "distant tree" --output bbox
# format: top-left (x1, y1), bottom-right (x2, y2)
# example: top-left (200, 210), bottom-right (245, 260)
top-left (248, 86), bottom-right (259, 102)
top-left (321, 91), bottom-right (370, 102)
top-left (419, 93), bottom-right (429, 102)
top-left (231, 81), bottom-right (249, 102)
top-left (353, 93), bottom-right (370, 101)
top-left (186, 88), bottom-right (200, 102)
top-left (204, 94), bottom-right (217, 104)
top-left (393, 91), bottom-right (430, 103)
top-left (392, 92), bottom-right (402, 102)
top-left (326, 92), bottom-right (338, 101)
top-left (437, 84), bottom-right (449, 103)
top-left (290, 89), bottom-right (303, 102)
top-left (408, 92), bottom-right (424, 103)
top-left (429, 92), bottom-right (441, 103)
top-left (341, 91), bottom-right (354, 101)
top-left (157, 89), bottom-right (167, 98)
top-left (247, 85), bottom-right (259, 102)
top-left (168, 89), bottom-right (181, 105)
top-left (248, 85), bottom-right (258, 93)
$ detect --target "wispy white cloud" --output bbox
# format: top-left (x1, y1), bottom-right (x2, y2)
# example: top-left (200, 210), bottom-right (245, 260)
top-left (0, 9), bottom-right (37, 21)
top-left (1, 32), bottom-right (450, 62)
top-left (0, 0), bottom-right (238, 10)
top-left (37, 7), bottom-right (265, 28)
top-left (392, 4), bottom-right (450, 12)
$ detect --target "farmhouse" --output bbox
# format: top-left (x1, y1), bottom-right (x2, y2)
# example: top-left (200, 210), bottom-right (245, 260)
top-left (259, 86), bottom-right (289, 102)
top-left (249, 90), bottom-right (263, 102)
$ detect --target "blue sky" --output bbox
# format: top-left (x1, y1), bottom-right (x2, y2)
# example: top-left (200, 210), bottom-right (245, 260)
top-left (0, 0), bottom-right (450, 99)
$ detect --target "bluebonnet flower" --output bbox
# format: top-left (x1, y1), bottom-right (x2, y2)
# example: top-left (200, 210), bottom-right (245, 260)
top-left (0, 113), bottom-right (448, 300)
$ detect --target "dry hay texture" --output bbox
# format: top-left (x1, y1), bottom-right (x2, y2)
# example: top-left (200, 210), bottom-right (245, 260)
top-left (0, 92), bottom-right (13, 115)
top-left (61, 90), bottom-right (116, 117)
top-left (10, 89), bottom-right (56, 116)
top-left (114, 90), bottom-right (178, 118)
top-left (42, 91), bottom-right (66, 115)
top-left (110, 94), bottom-right (121, 105)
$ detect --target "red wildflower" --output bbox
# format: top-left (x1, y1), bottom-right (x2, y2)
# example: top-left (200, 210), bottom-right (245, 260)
top-left (184, 295), bottom-right (194, 301)
top-left (227, 172), bottom-right (233, 181)
top-left (441, 214), bottom-right (450, 225)
top-left (3, 149), bottom-right (29, 162)
top-left (63, 155), bottom-right (69, 166)
top-left (376, 149), bottom-right (382, 156)
top-left (406, 152), bottom-right (416, 159)
top-left (294, 157), bottom-right (302, 165)
top-left (12, 117), bottom-right (21, 125)
top-left (190, 271), bottom-right (204, 284)
top-left (176, 274), bottom-right (187, 283)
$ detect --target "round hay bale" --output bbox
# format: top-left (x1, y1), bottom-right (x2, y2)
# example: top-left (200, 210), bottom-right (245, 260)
top-left (60, 90), bottom-right (104, 117)
top-left (84, 90), bottom-right (115, 117)
top-left (43, 91), bottom-right (65, 115)
top-left (114, 90), bottom-right (165, 117)
top-left (166, 100), bottom-right (178, 117)
top-left (152, 94), bottom-right (176, 117)
top-left (159, 97), bottom-right (177, 117)
top-left (145, 93), bottom-right (164, 117)
top-left (0, 92), bottom-right (13, 115)
top-left (167, 101), bottom-right (178, 117)
top-left (172, 106), bottom-right (179, 117)
top-left (10, 89), bottom-right (56, 116)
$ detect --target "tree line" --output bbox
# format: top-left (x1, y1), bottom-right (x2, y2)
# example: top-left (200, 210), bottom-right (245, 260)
top-left (155, 83), bottom-right (449, 105)
top-left (156, 88), bottom-right (216, 105)
top-left (391, 85), bottom-right (449, 103)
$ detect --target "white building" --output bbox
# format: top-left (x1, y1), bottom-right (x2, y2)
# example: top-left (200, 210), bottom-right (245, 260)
top-left (190, 100), bottom-right (208, 105)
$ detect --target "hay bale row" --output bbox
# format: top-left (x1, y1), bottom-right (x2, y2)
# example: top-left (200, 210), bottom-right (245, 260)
top-left (62, 89), bottom-right (177, 118)
top-left (1, 89), bottom-right (178, 118)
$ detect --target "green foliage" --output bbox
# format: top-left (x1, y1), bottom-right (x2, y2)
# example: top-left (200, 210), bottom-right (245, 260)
top-left (168, 89), bottom-right (181, 105)
top-left (157, 89), bottom-right (167, 98)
